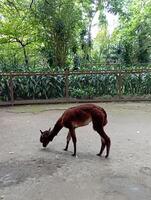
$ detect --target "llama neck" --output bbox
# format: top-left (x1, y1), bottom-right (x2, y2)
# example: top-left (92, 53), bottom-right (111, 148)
top-left (49, 118), bottom-right (63, 140)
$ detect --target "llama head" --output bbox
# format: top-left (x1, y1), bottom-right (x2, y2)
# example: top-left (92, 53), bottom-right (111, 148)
top-left (40, 128), bottom-right (52, 147)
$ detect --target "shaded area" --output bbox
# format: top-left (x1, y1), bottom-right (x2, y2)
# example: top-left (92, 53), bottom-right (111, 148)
top-left (0, 157), bottom-right (65, 188)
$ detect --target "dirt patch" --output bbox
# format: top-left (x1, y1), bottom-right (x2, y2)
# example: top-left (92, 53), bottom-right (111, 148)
top-left (102, 175), bottom-right (151, 200)
top-left (140, 167), bottom-right (151, 176)
top-left (0, 157), bottom-right (66, 188)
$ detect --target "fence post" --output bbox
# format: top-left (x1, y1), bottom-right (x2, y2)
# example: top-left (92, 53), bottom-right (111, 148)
top-left (9, 73), bottom-right (14, 106)
top-left (117, 71), bottom-right (122, 100)
top-left (65, 69), bottom-right (69, 99)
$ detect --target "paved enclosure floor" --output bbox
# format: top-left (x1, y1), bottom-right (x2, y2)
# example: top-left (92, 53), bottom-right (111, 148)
top-left (0, 102), bottom-right (151, 200)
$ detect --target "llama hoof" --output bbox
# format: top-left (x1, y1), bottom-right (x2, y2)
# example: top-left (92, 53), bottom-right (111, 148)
top-left (63, 148), bottom-right (68, 151)
top-left (72, 153), bottom-right (76, 157)
top-left (96, 153), bottom-right (101, 156)
top-left (105, 155), bottom-right (109, 158)
top-left (72, 154), bottom-right (78, 158)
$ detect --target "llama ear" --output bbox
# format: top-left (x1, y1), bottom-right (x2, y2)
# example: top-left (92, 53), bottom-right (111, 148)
top-left (40, 130), bottom-right (43, 134)
top-left (48, 128), bottom-right (51, 132)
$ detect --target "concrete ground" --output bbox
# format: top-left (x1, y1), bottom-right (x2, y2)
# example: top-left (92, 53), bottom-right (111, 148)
top-left (0, 102), bottom-right (151, 200)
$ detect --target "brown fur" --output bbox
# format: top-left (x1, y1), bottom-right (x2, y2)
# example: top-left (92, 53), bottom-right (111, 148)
top-left (40, 104), bottom-right (111, 158)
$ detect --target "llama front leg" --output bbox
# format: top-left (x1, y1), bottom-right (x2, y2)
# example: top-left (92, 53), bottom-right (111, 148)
top-left (69, 128), bottom-right (77, 156)
top-left (64, 131), bottom-right (71, 151)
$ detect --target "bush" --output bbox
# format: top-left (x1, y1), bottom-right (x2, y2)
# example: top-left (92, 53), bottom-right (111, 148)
top-left (0, 71), bottom-right (151, 101)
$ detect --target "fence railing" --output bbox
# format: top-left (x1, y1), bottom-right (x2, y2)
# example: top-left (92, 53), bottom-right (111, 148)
top-left (0, 68), bottom-right (151, 106)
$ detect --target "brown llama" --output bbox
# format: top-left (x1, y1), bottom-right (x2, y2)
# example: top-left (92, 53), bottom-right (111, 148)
top-left (40, 104), bottom-right (111, 158)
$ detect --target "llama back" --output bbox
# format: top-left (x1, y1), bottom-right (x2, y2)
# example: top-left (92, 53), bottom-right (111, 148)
top-left (61, 104), bottom-right (107, 127)
top-left (75, 104), bottom-right (108, 127)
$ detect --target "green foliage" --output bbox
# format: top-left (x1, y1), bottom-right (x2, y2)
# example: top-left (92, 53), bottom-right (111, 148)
top-left (12, 75), bottom-right (64, 100)
top-left (1, 72), bottom-right (151, 101)
top-left (93, 26), bottom-right (110, 62)
top-left (123, 73), bottom-right (151, 95)
top-left (0, 0), bottom-right (150, 73)
top-left (0, 75), bottom-right (65, 101)
top-left (69, 74), bottom-right (117, 98)
top-left (0, 77), bottom-right (10, 101)
top-left (35, 0), bottom-right (82, 68)
top-left (110, 0), bottom-right (151, 64)
top-left (1, 0), bottom-right (139, 70)
top-left (0, 0), bottom-right (40, 70)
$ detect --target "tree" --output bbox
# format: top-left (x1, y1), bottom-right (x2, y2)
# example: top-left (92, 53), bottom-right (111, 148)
top-left (35, 0), bottom-right (82, 69)
top-left (110, 0), bottom-right (151, 64)
top-left (78, 0), bottom-right (130, 63)
top-left (0, 0), bottom-right (38, 69)
top-left (93, 25), bottom-right (110, 62)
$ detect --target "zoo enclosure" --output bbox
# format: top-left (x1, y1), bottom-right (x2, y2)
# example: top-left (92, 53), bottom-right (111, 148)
top-left (0, 67), bottom-right (151, 106)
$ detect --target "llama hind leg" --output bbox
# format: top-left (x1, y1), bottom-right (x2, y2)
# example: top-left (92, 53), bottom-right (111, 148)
top-left (64, 131), bottom-right (71, 151)
top-left (96, 129), bottom-right (111, 158)
top-left (105, 136), bottom-right (111, 158)
top-left (97, 137), bottom-right (106, 156)
top-left (92, 114), bottom-right (111, 158)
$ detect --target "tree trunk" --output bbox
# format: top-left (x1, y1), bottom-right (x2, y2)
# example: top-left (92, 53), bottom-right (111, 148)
top-left (22, 45), bottom-right (29, 66)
